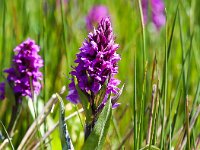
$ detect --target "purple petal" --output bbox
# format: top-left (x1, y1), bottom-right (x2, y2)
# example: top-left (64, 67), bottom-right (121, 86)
top-left (66, 79), bottom-right (80, 104)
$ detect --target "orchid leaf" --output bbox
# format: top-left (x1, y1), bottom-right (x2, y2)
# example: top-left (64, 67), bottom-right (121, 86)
top-left (56, 94), bottom-right (74, 150)
top-left (94, 78), bottom-right (109, 109)
top-left (82, 98), bottom-right (112, 150)
top-left (74, 78), bottom-right (92, 124)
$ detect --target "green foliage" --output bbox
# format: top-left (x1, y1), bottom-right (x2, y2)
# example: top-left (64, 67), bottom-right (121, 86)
top-left (139, 145), bottom-right (160, 150)
top-left (0, 121), bottom-right (14, 150)
top-left (82, 98), bottom-right (112, 150)
top-left (57, 94), bottom-right (74, 150)
top-left (74, 78), bottom-right (92, 124)
top-left (0, 0), bottom-right (200, 149)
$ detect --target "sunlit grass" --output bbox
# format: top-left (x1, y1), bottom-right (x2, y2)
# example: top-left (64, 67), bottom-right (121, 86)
top-left (0, 0), bottom-right (200, 149)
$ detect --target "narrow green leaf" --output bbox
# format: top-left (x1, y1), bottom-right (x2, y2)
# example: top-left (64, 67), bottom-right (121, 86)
top-left (133, 49), bottom-right (137, 150)
top-left (138, 61), bottom-right (148, 148)
top-left (167, 2), bottom-right (179, 61)
top-left (190, 80), bottom-right (200, 117)
top-left (56, 94), bottom-right (74, 150)
top-left (0, 120), bottom-right (15, 150)
top-left (94, 78), bottom-right (109, 109)
top-left (171, 90), bottom-right (182, 138)
top-left (74, 78), bottom-right (92, 124)
top-left (186, 95), bottom-right (190, 150)
top-left (82, 98), bottom-right (112, 150)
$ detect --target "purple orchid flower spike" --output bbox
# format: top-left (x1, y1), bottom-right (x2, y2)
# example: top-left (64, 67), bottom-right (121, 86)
top-left (67, 17), bottom-right (122, 140)
top-left (4, 38), bottom-right (43, 102)
top-left (67, 17), bottom-right (121, 109)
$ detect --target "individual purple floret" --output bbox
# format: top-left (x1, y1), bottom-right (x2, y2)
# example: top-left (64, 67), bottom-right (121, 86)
top-left (67, 17), bottom-right (121, 110)
top-left (86, 5), bottom-right (110, 31)
top-left (141, 0), bottom-right (166, 30)
top-left (4, 38), bottom-right (43, 100)
top-left (0, 82), bottom-right (5, 100)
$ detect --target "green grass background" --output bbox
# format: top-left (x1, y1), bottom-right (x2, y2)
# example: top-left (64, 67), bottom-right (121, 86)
top-left (0, 0), bottom-right (200, 149)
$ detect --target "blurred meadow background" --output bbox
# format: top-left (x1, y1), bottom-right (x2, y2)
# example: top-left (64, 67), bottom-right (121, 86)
top-left (0, 0), bottom-right (200, 149)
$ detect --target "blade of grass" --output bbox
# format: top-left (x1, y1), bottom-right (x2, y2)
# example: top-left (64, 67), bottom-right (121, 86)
top-left (190, 80), bottom-right (200, 118)
top-left (7, 104), bottom-right (22, 137)
top-left (178, 6), bottom-right (194, 149)
top-left (171, 90), bottom-right (182, 138)
top-left (161, 1), bottom-right (179, 97)
top-left (137, 2), bottom-right (147, 146)
top-left (117, 127), bottom-right (134, 150)
top-left (148, 84), bottom-right (159, 150)
top-left (185, 95), bottom-right (191, 150)
top-left (0, 121), bottom-right (15, 150)
top-left (180, 104), bottom-right (200, 149)
top-left (182, 28), bottom-right (194, 150)
top-left (32, 108), bottom-right (84, 150)
top-left (112, 116), bottom-right (122, 143)
top-left (191, 131), bottom-right (196, 150)
top-left (166, 3), bottom-right (179, 62)
top-left (1, 0), bottom-right (6, 75)
top-left (60, 0), bottom-right (70, 76)
top-left (146, 84), bottom-right (157, 145)
top-left (56, 93), bottom-right (74, 150)
top-left (185, 32), bottom-right (194, 94)
top-left (152, 79), bottom-right (160, 145)
top-left (17, 86), bottom-right (66, 150)
top-left (160, 7), bottom-right (168, 150)
top-left (151, 54), bottom-right (157, 85)
top-left (133, 44), bottom-right (137, 149)
top-left (137, 61), bottom-right (148, 149)
top-left (165, 57), bottom-right (185, 145)
top-left (138, 0), bottom-right (146, 67)
top-left (42, 0), bottom-right (47, 102)
top-left (160, 2), bottom-right (180, 148)
top-left (178, 7), bottom-right (187, 109)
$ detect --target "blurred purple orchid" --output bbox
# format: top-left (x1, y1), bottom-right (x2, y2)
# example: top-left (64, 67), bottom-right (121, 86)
top-left (4, 38), bottom-right (43, 101)
top-left (142, 0), bottom-right (166, 30)
top-left (86, 5), bottom-right (110, 31)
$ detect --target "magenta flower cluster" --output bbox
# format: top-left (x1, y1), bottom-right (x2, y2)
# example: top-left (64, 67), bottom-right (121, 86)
top-left (86, 5), bottom-right (109, 31)
top-left (142, 0), bottom-right (166, 30)
top-left (0, 82), bottom-right (5, 100)
top-left (67, 17), bottom-right (121, 109)
top-left (4, 38), bottom-right (43, 99)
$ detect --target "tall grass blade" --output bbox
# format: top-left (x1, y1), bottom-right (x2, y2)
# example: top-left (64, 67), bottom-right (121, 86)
top-left (1, 0), bottom-right (6, 74)
top-left (160, 8), bottom-right (168, 150)
top-left (56, 93), bottom-right (74, 150)
top-left (138, 61), bottom-right (148, 148)
top-left (133, 45), bottom-right (137, 149)
top-left (0, 121), bottom-right (15, 150)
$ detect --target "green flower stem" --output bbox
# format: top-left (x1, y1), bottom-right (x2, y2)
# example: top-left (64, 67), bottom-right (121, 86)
top-left (84, 118), bottom-right (96, 141)
top-left (7, 96), bottom-right (21, 136)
